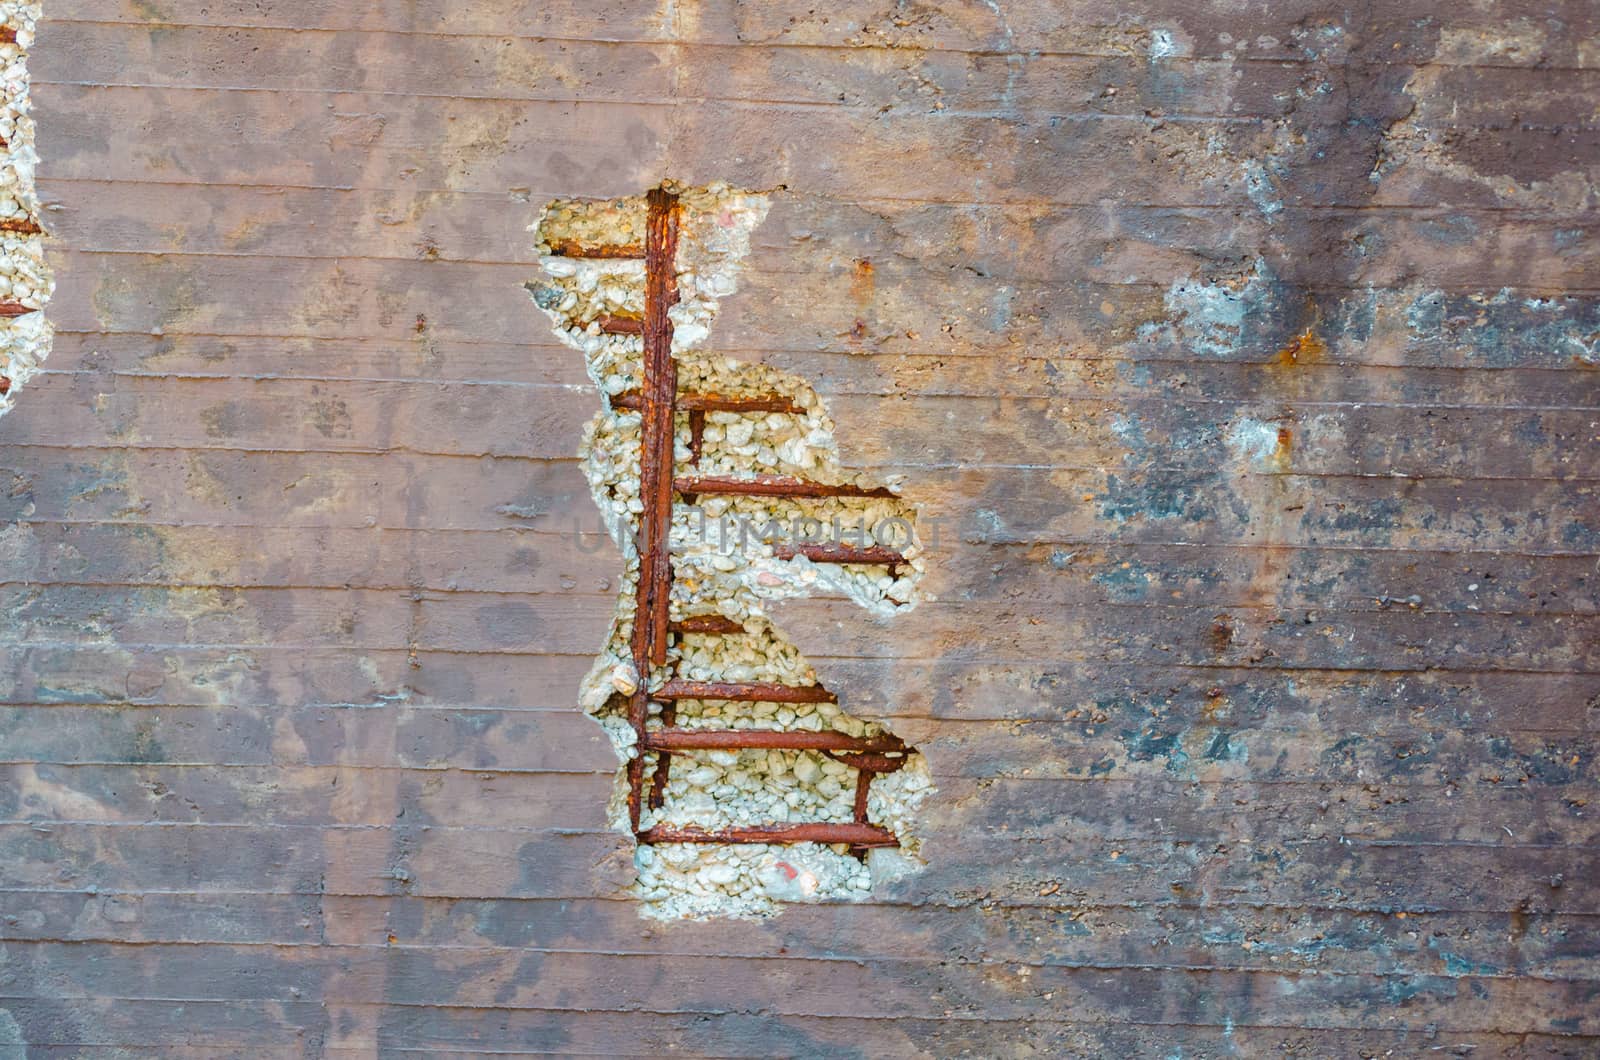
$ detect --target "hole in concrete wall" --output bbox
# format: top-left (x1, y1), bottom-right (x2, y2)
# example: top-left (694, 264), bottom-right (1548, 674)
top-left (0, 5), bottom-right (53, 419)
top-left (526, 182), bottom-right (933, 919)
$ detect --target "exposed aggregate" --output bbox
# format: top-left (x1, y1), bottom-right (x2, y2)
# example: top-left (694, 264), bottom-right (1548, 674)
top-left (0, 1), bottom-right (51, 419)
top-left (529, 183), bottom-right (932, 918)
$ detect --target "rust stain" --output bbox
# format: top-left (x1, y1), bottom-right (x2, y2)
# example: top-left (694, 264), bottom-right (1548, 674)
top-left (851, 257), bottom-right (875, 304)
top-left (1275, 327), bottom-right (1326, 367)
top-left (6, 6), bottom-right (1598, 1049)
top-left (1272, 425), bottom-right (1294, 473)
top-left (1209, 614), bottom-right (1235, 653)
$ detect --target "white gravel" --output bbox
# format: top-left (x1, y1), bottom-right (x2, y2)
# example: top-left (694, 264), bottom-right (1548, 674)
top-left (0, 1), bottom-right (51, 420)
top-left (530, 183), bottom-right (933, 920)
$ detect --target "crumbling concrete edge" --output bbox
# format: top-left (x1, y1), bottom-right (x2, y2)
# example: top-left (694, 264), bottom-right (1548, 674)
top-left (0, 1), bottom-right (51, 419)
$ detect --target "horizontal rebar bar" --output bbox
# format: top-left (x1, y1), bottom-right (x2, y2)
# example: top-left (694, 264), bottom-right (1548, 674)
top-left (611, 391), bottom-right (804, 414)
top-left (642, 728), bottom-right (905, 752)
top-left (544, 238), bottom-right (644, 259)
top-left (669, 615), bottom-right (746, 635)
top-left (654, 680), bottom-right (836, 704)
top-left (674, 474), bottom-right (897, 499)
top-left (771, 542), bottom-right (905, 566)
top-left (595, 314), bottom-right (644, 335)
top-left (637, 822), bottom-right (899, 847)
top-left (825, 750), bottom-right (912, 774)
top-left (0, 302), bottom-right (36, 317)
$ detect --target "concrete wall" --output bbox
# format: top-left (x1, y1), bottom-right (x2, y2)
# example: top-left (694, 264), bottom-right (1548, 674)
top-left (1, 0), bottom-right (1597, 1054)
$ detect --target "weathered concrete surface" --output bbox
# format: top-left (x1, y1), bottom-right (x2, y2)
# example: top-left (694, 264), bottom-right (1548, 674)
top-left (0, 0), bottom-right (1597, 1054)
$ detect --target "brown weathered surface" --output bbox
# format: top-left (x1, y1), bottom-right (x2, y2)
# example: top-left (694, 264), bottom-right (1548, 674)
top-left (2, 0), bottom-right (1598, 1054)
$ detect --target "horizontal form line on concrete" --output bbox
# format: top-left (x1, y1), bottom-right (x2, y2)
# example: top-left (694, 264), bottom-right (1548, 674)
top-left (37, 16), bottom-right (1600, 74)
top-left (1, 579), bottom-right (1592, 622)
top-left (0, 934), bottom-right (1596, 986)
top-left (33, 171), bottom-right (1600, 219)
top-left (0, 977), bottom-right (1595, 1035)
top-left (4, 882), bottom-right (1598, 916)
top-left (40, 175), bottom-right (1600, 219)
top-left (41, 246), bottom-right (1600, 295)
top-left (4, 515), bottom-right (1599, 564)
top-left (35, 74), bottom-right (1600, 133)
top-left (26, 366), bottom-right (1600, 413)
top-left (2, 637), bottom-right (1594, 675)
top-left (7, 439), bottom-right (1600, 485)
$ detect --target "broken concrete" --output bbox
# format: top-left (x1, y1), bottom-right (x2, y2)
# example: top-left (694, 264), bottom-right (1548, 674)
top-left (529, 183), bottom-right (932, 918)
top-left (0, 0), bottom-right (49, 418)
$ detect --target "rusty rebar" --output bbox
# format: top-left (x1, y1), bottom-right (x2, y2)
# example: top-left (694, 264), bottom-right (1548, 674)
top-left (847, 772), bottom-right (877, 860)
top-left (642, 187), bottom-right (680, 668)
top-left (771, 541), bottom-right (904, 567)
top-left (688, 408), bottom-right (706, 464)
top-left (614, 186), bottom-right (911, 856)
top-left (670, 615), bottom-right (746, 635)
top-left (655, 679), bottom-right (836, 704)
top-left (647, 703), bottom-right (677, 810)
top-left (623, 186), bottom-right (682, 831)
top-left (827, 750), bottom-right (911, 774)
top-left (624, 728), bottom-right (647, 831)
top-left (610, 391), bottom-right (804, 414)
top-left (637, 822), bottom-right (899, 847)
top-left (853, 770), bottom-right (874, 819)
top-left (674, 473), bottom-right (897, 499)
top-left (0, 218), bottom-right (41, 235)
top-left (545, 238), bottom-right (644, 259)
top-left (596, 314), bottom-right (644, 335)
top-left (643, 728), bottom-right (904, 752)
top-left (0, 302), bottom-right (35, 317)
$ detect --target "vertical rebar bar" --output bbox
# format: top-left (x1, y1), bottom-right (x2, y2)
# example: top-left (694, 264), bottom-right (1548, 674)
top-left (625, 186), bottom-right (681, 832)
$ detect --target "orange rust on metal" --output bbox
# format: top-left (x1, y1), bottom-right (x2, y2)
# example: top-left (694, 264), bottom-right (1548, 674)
top-left (644, 728), bottom-right (905, 753)
top-left (688, 407), bottom-right (706, 463)
top-left (623, 186), bottom-right (682, 831)
top-left (853, 771), bottom-right (874, 819)
top-left (674, 473), bottom-right (897, 499)
top-left (610, 390), bottom-right (804, 414)
top-left (772, 541), bottom-right (904, 567)
top-left (647, 702), bottom-right (676, 811)
top-left (624, 714), bottom-right (648, 829)
top-left (669, 615), bottom-right (746, 635)
top-left (618, 185), bottom-right (907, 856)
top-left (595, 313), bottom-right (644, 335)
top-left (654, 679), bottom-right (836, 704)
top-left (0, 218), bottom-right (41, 235)
top-left (846, 775), bottom-right (877, 858)
top-left (828, 751), bottom-right (911, 775)
top-left (0, 374), bottom-right (9, 395)
top-left (638, 822), bottom-right (899, 848)
top-left (544, 237), bottom-right (644, 259)
top-left (641, 187), bottom-right (680, 669)
top-left (0, 27), bottom-right (14, 46)
top-left (0, 301), bottom-right (34, 317)
top-left (852, 769), bottom-right (875, 843)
